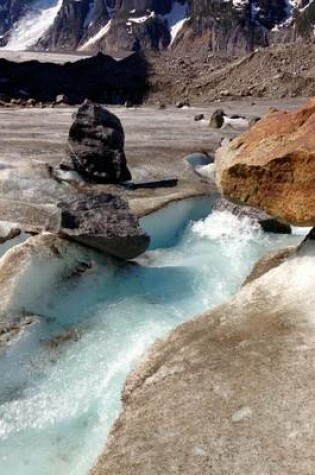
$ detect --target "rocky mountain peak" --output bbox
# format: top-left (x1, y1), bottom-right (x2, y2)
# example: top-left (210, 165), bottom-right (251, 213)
top-left (0, 0), bottom-right (314, 54)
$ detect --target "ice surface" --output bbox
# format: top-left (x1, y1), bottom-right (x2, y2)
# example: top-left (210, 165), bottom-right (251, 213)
top-left (0, 203), bottom-right (301, 475)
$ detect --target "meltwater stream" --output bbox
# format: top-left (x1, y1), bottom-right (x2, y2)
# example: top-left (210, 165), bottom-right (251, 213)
top-left (0, 201), bottom-right (301, 475)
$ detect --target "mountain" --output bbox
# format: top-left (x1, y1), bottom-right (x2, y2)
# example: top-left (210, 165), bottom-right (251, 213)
top-left (0, 0), bottom-right (314, 55)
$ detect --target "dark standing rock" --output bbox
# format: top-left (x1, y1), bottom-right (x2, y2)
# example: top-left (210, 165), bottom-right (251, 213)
top-left (45, 192), bottom-right (150, 260)
top-left (209, 109), bottom-right (225, 128)
top-left (176, 100), bottom-right (190, 109)
top-left (194, 114), bottom-right (205, 121)
top-left (63, 101), bottom-right (132, 183)
top-left (213, 198), bottom-right (291, 234)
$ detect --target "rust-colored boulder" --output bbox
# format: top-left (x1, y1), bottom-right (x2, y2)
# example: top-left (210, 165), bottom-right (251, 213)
top-left (216, 99), bottom-right (315, 226)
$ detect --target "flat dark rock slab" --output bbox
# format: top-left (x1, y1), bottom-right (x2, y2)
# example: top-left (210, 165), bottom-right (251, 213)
top-left (45, 192), bottom-right (150, 260)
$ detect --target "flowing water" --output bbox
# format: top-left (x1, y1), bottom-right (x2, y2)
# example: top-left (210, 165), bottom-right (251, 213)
top-left (0, 203), bottom-right (302, 475)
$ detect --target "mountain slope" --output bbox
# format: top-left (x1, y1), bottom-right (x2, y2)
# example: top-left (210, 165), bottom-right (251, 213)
top-left (0, 0), bottom-right (314, 54)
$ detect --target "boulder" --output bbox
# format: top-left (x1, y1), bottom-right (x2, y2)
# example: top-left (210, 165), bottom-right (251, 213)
top-left (216, 99), bottom-right (315, 226)
top-left (157, 102), bottom-right (166, 109)
top-left (10, 98), bottom-right (22, 106)
top-left (176, 100), bottom-right (190, 109)
top-left (213, 198), bottom-right (291, 234)
top-left (45, 192), bottom-right (150, 260)
top-left (194, 114), bottom-right (205, 122)
top-left (26, 98), bottom-right (36, 107)
top-left (209, 109), bottom-right (225, 128)
top-left (63, 101), bottom-right (132, 183)
top-left (55, 94), bottom-right (70, 105)
top-left (0, 223), bottom-right (21, 243)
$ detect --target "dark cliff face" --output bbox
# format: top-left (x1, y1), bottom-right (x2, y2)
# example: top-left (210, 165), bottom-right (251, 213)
top-left (172, 0), bottom-right (291, 55)
top-left (1, 0), bottom-right (314, 55)
top-left (0, 52), bottom-right (150, 103)
top-left (37, 0), bottom-right (184, 52)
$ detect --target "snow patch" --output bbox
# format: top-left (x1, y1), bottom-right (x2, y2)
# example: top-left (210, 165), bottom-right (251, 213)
top-left (2, 0), bottom-right (63, 51)
top-left (127, 11), bottom-right (156, 25)
top-left (163, 1), bottom-right (189, 46)
top-left (78, 19), bottom-right (112, 51)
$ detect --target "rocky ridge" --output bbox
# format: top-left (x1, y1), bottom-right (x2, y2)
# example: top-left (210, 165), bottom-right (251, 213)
top-left (1, 0), bottom-right (315, 55)
top-left (2, 43), bottom-right (315, 107)
top-left (146, 43), bottom-right (315, 104)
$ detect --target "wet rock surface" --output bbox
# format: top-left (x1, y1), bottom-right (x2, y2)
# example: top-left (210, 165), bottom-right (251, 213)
top-left (64, 101), bottom-right (132, 183)
top-left (213, 198), bottom-right (291, 234)
top-left (216, 99), bottom-right (315, 226)
top-left (46, 192), bottom-right (150, 260)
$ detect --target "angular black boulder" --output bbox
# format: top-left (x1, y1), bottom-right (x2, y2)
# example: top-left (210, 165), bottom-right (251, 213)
top-left (64, 101), bottom-right (132, 183)
top-left (45, 192), bottom-right (150, 260)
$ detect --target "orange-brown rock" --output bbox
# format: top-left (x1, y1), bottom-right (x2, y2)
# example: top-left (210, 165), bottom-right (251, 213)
top-left (216, 99), bottom-right (315, 226)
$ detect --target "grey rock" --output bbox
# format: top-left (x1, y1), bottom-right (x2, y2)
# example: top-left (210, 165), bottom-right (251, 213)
top-left (176, 100), bottom-right (190, 109)
top-left (26, 98), bottom-right (36, 106)
top-left (209, 109), bottom-right (225, 128)
top-left (194, 114), bottom-right (205, 121)
top-left (63, 101), bottom-right (132, 183)
top-left (213, 198), bottom-right (291, 234)
top-left (0, 223), bottom-right (21, 243)
top-left (55, 94), bottom-right (70, 105)
top-left (45, 192), bottom-right (150, 260)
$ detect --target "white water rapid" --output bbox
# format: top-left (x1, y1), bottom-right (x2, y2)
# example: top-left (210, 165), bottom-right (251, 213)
top-left (0, 202), bottom-right (302, 474)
